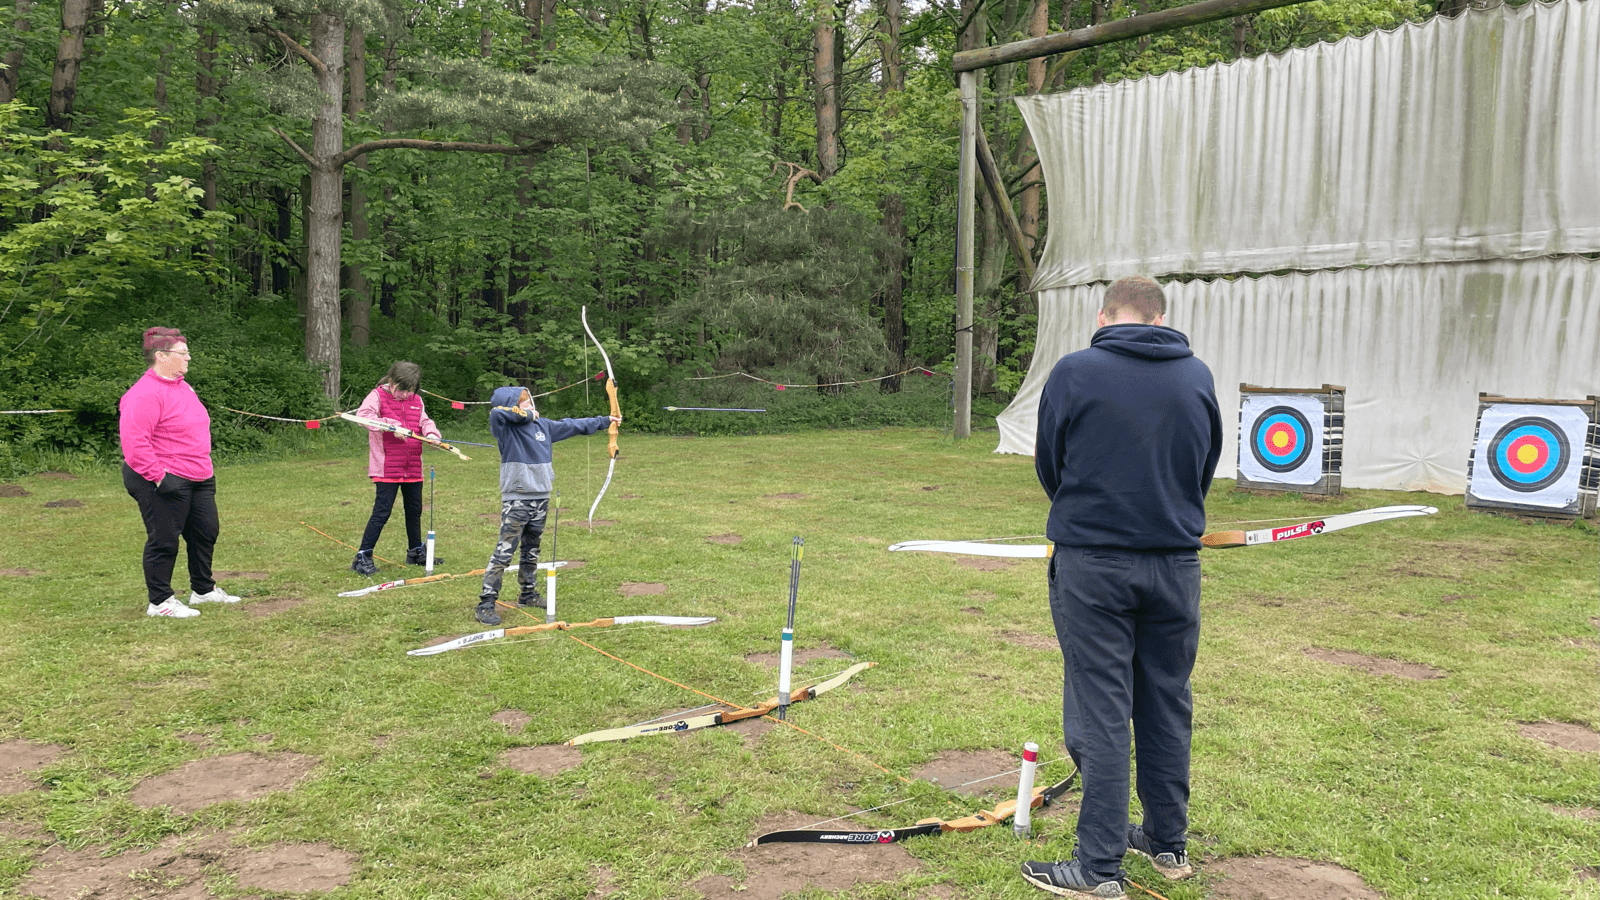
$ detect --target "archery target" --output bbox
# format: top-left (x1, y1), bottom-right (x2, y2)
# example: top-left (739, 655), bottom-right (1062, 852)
top-left (1239, 395), bottom-right (1325, 485)
top-left (1468, 404), bottom-right (1588, 507)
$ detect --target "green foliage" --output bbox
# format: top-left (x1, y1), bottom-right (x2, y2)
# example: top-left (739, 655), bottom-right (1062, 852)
top-left (0, 104), bottom-right (226, 365)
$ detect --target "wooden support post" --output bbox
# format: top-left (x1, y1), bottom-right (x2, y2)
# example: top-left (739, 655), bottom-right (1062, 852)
top-left (954, 70), bottom-right (978, 441)
top-left (976, 125), bottom-right (1036, 286)
top-left (953, 0), bottom-right (1320, 71)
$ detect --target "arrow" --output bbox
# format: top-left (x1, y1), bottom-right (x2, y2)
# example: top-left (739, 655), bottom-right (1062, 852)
top-left (748, 768), bottom-right (1078, 845)
top-left (566, 661), bottom-right (874, 745)
top-left (338, 562), bottom-right (567, 597)
top-left (338, 412), bottom-right (470, 461)
top-left (406, 615), bottom-right (716, 656)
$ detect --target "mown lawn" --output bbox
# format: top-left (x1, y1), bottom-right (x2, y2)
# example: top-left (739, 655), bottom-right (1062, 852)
top-left (1, 428), bottom-right (1595, 899)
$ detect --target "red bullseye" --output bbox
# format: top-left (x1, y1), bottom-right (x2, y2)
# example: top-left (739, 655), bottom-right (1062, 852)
top-left (1505, 435), bottom-right (1548, 473)
top-left (1265, 423), bottom-right (1299, 457)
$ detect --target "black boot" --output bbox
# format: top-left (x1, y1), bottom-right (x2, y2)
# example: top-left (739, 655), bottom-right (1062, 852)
top-left (407, 546), bottom-right (444, 567)
top-left (351, 551), bottom-right (378, 576)
top-left (517, 588), bottom-right (544, 609)
top-left (475, 597), bottom-right (501, 626)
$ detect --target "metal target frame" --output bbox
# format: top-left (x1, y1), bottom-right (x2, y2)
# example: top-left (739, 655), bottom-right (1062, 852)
top-left (1464, 393), bottom-right (1599, 521)
top-left (1234, 383), bottom-right (1344, 496)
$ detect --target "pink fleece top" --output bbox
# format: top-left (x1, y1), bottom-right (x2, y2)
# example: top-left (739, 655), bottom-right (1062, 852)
top-left (119, 369), bottom-right (214, 482)
top-left (356, 386), bottom-right (439, 481)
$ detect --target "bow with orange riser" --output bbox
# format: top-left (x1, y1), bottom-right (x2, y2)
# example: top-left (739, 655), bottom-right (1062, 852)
top-left (580, 306), bottom-right (620, 527)
top-left (338, 412), bottom-right (470, 461)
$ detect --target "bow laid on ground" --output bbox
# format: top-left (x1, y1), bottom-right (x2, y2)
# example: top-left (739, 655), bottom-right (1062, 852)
top-left (339, 412), bottom-right (470, 461)
top-left (407, 616), bottom-right (716, 656)
top-left (890, 505), bottom-right (1440, 558)
top-left (337, 562), bottom-right (567, 597)
top-left (748, 767), bottom-right (1078, 845)
top-left (566, 661), bottom-right (874, 745)
top-left (580, 306), bottom-right (620, 527)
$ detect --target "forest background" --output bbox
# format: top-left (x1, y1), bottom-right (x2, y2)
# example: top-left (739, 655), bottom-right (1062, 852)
top-left (0, 0), bottom-right (1451, 474)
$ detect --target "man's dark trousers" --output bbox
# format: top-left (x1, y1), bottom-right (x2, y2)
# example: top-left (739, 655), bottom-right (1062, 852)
top-left (1048, 545), bottom-right (1201, 879)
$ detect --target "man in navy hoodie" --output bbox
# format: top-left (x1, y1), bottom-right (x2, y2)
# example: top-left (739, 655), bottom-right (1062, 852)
top-left (474, 386), bottom-right (619, 626)
top-left (1022, 277), bottom-right (1222, 899)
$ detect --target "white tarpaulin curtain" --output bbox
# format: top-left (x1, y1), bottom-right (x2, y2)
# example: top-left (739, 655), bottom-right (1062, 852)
top-left (997, 1), bottom-right (1600, 493)
top-left (995, 259), bottom-right (1600, 492)
top-left (1014, 0), bottom-right (1600, 288)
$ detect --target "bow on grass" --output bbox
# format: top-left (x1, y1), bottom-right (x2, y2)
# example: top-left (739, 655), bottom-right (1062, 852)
top-left (581, 306), bottom-right (620, 527)
top-left (566, 661), bottom-right (875, 745)
top-left (407, 616), bottom-right (716, 656)
top-left (339, 412), bottom-right (470, 462)
top-left (748, 768), bottom-right (1078, 845)
top-left (890, 505), bottom-right (1440, 558)
top-left (338, 562), bottom-right (567, 597)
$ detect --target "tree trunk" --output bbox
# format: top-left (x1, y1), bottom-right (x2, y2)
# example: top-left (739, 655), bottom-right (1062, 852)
top-left (346, 24), bottom-right (371, 347)
top-left (1, 0), bottom-right (31, 103)
top-left (195, 24), bottom-right (219, 212)
top-left (878, 0), bottom-right (905, 393)
top-left (812, 0), bottom-right (838, 178)
top-left (305, 13), bottom-right (346, 400)
top-left (47, 0), bottom-right (88, 133)
top-left (1018, 0), bottom-right (1048, 259)
top-left (271, 184), bottom-right (292, 296)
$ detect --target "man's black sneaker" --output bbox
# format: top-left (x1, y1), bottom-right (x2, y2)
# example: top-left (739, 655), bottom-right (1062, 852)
top-left (474, 599), bottom-right (501, 626)
top-left (351, 551), bottom-right (378, 576)
top-left (1126, 823), bottom-right (1194, 880)
top-left (406, 546), bottom-right (443, 567)
top-left (1020, 860), bottom-right (1125, 898)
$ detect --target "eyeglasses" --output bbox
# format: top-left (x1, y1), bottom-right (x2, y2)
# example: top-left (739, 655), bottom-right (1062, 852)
top-left (160, 350), bottom-right (192, 358)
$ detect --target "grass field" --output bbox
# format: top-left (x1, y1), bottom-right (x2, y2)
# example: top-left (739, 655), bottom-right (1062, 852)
top-left (1, 428), bottom-right (1595, 899)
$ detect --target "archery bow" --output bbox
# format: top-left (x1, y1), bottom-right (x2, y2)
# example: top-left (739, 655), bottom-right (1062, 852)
top-left (407, 615), bottom-right (716, 656)
top-left (580, 306), bottom-right (620, 528)
top-left (339, 412), bottom-right (470, 462)
top-left (890, 505), bottom-right (1440, 558)
top-left (566, 661), bottom-right (874, 745)
top-left (747, 767), bottom-right (1078, 845)
top-left (337, 562), bottom-right (567, 598)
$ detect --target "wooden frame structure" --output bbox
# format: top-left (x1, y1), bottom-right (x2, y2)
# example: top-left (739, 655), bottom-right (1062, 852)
top-left (1234, 383), bottom-right (1345, 496)
top-left (948, 0), bottom-right (1321, 438)
top-left (1464, 393), bottom-right (1600, 521)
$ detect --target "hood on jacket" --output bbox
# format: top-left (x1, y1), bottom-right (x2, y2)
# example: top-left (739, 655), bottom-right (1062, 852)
top-left (1090, 324), bottom-right (1195, 361)
top-left (490, 385), bottom-right (533, 414)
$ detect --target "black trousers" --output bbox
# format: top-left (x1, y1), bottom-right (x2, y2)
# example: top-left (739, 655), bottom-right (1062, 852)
top-left (123, 463), bottom-right (220, 606)
top-left (359, 481), bottom-right (423, 554)
top-left (1047, 545), bottom-right (1202, 880)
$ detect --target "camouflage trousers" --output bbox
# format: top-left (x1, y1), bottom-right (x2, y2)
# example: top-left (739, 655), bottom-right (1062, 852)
top-left (481, 498), bottom-right (547, 601)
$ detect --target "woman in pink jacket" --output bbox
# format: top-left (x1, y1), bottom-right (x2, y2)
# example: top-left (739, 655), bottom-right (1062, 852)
top-left (350, 361), bottom-right (444, 576)
top-left (119, 327), bottom-right (241, 618)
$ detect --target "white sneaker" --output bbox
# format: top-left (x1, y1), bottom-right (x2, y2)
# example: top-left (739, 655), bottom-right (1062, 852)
top-left (148, 596), bottom-right (201, 618)
top-left (189, 587), bottom-right (241, 604)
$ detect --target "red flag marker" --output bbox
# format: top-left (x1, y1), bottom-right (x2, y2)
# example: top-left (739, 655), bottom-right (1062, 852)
top-left (775, 384), bottom-right (786, 391)
top-left (451, 401), bottom-right (464, 409)
top-left (305, 420), bottom-right (320, 429)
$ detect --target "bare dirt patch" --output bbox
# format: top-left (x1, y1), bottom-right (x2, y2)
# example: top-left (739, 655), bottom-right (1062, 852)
top-left (1548, 803), bottom-right (1599, 820)
top-left (1518, 721), bottom-right (1600, 753)
top-left (42, 499), bottom-right (83, 508)
top-left (36, 472), bottom-right (76, 480)
top-left (691, 811), bottom-right (924, 900)
top-left (491, 710), bottom-right (532, 734)
top-left (745, 645), bottom-right (852, 668)
top-left (962, 606), bottom-right (985, 615)
top-left (913, 749), bottom-right (1020, 798)
top-left (0, 741), bottom-right (68, 795)
top-left (1303, 648), bottom-right (1444, 680)
top-left (1207, 856), bottom-right (1385, 899)
top-left (706, 533), bottom-right (743, 545)
top-left (243, 598), bottom-right (307, 618)
top-left (500, 745), bottom-right (582, 778)
top-left (762, 493), bottom-right (809, 500)
top-left (1438, 593), bottom-right (1476, 604)
top-left (956, 557), bottom-right (1017, 571)
top-left (0, 568), bottom-right (39, 576)
top-left (130, 752), bottom-right (317, 814)
top-left (0, 818), bottom-right (50, 843)
top-left (619, 582), bottom-right (667, 597)
top-left (214, 571), bottom-right (270, 581)
top-left (589, 864), bottom-right (617, 898)
top-left (0, 484), bottom-right (31, 497)
top-left (920, 485), bottom-right (941, 491)
top-left (17, 831), bottom-right (357, 898)
top-left (725, 717), bottom-right (774, 743)
top-left (1001, 631), bottom-right (1059, 652)
top-left (176, 734), bottom-right (214, 749)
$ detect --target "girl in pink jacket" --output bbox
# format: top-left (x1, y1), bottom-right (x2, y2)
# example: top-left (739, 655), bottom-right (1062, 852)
top-left (350, 362), bottom-right (443, 575)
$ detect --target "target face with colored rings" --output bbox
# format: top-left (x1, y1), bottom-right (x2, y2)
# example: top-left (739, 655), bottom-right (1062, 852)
top-left (1251, 406), bottom-right (1315, 473)
top-left (1488, 417), bottom-right (1570, 492)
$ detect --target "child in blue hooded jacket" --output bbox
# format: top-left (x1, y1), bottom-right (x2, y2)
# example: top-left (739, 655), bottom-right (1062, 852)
top-left (475, 386), bottom-right (620, 625)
